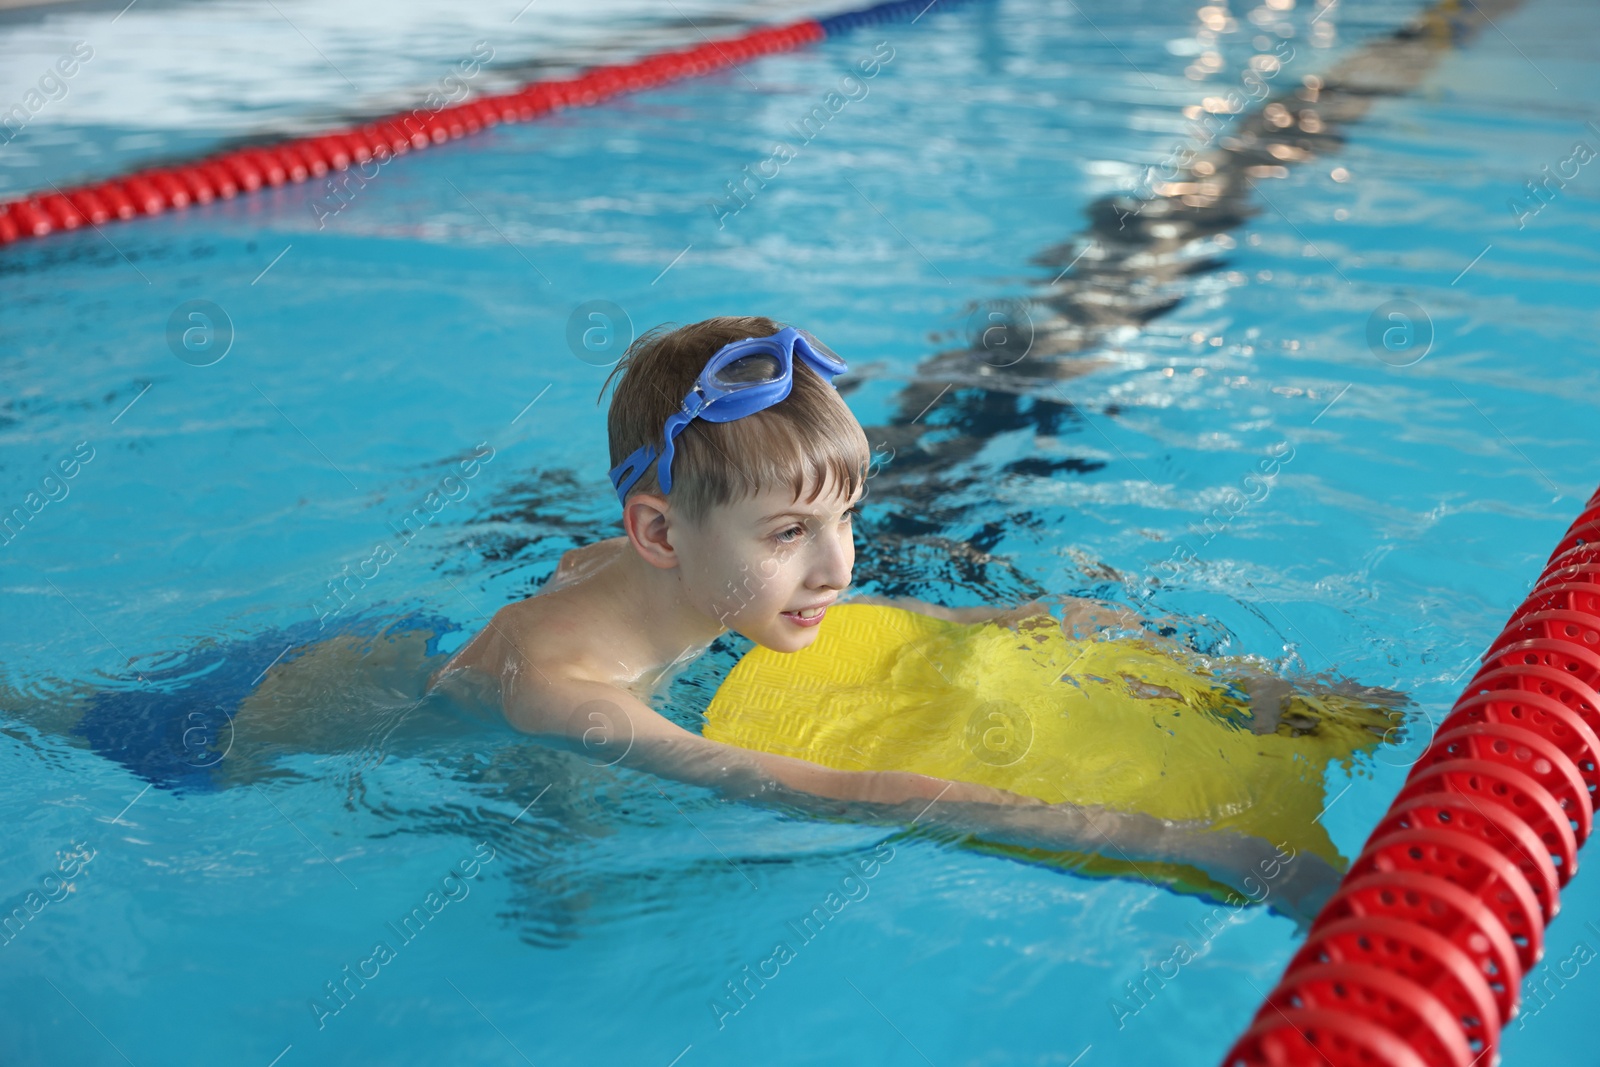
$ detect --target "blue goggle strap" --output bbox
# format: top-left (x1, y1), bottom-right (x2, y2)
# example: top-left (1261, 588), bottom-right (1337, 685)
top-left (652, 408), bottom-right (696, 497)
top-left (609, 441), bottom-right (658, 503)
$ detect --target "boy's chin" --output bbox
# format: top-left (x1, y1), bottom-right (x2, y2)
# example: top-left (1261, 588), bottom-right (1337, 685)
top-left (743, 617), bottom-right (822, 653)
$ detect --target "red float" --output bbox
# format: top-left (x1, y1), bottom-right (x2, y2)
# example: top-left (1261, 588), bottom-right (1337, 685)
top-left (147, 170), bottom-right (191, 209)
top-left (1539, 545), bottom-right (1600, 587)
top-left (67, 187), bottom-right (112, 225)
top-left (1343, 828), bottom-right (1545, 971)
top-left (1443, 690), bottom-right (1600, 808)
top-left (1255, 963), bottom-right (1472, 1067)
top-left (1513, 581), bottom-right (1600, 626)
top-left (1461, 663), bottom-right (1600, 754)
top-left (1487, 609), bottom-right (1600, 662)
top-left (38, 193), bottom-right (83, 230)
top-left (1476, 637), bottom-right (1600, 699)
top-left (1285, 916), bottom-right (1499, 1058)
top-left (1224, 1008), bottom-right (1430, 1067)
top-left (1369, 792), bottom-right (1559, 925)
top-left (1408, 722), bottom-right (1591, 843)
top-left (94, 183), bottom-right (137, 220)
top-left (9, 198), bottom-right (52, 236)
top-left (1395, 759), bottom-right (1577, 885)
top-left (1550, 519), bottom-right (1600, 561)
top-left (197, 163), bottom-right (239, 199)
top-left (121, 176), bottom-right (166, 214)
top-left (1311, 871), bottom-right (1520, 1024)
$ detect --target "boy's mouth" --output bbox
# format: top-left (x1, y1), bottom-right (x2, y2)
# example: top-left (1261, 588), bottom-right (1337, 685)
top-left (779, 605), bottom-right (828, 626)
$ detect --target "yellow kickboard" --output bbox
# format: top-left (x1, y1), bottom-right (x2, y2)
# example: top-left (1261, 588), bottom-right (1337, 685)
top-left (704, 603), bottom-right (1400, 905)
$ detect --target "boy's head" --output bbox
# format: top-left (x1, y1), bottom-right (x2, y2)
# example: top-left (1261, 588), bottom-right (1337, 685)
top-left (599, 315), bottom-right (872, 651)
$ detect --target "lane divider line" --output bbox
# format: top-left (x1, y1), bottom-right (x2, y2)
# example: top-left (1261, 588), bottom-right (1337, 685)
top-left (0, 0), bottom-right (974, 247)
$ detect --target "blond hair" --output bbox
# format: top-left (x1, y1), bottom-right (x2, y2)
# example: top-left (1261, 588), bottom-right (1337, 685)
top-left (598, 315), bottom-right (871, 526)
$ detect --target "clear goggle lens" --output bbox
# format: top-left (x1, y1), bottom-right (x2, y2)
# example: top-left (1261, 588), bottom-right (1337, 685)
top-left (712, 352), bottom-right (783, 388)
top-left (797, 329), bottom-right (843, 368)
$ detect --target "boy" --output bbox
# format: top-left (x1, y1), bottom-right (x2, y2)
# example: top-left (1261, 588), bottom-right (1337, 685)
top-left (432, 315), bottom-right (1339, 920)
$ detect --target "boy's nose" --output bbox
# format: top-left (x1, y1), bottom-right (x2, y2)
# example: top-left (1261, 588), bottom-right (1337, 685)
top-left (808, 532), bottom-right (853, 591)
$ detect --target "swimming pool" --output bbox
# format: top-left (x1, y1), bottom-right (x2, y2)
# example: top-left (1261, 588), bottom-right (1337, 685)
top-left (3, 0), bottom-right (1599, 1062)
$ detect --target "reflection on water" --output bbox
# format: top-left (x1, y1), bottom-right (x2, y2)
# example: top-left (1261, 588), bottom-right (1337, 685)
top-left (851, 0), bottom-right (1527, 589)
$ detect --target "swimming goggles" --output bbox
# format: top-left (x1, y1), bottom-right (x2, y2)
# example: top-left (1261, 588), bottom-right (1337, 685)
top-left (608, 325), bottom-right (848, 505)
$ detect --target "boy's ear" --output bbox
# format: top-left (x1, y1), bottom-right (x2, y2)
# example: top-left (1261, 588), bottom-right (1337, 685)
top-left (623, 493), bottom-right (680, 570)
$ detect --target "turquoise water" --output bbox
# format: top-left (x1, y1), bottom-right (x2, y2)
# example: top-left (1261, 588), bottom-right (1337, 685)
top-left (3, 0), bottom-right (1599, 1063)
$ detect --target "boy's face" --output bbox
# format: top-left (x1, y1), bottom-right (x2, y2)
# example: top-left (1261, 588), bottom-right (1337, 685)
top-left (677, 478), bottom-right (863, 652)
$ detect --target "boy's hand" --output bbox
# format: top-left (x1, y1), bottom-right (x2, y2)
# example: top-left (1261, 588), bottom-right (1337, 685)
top-left (908, 796), bottom-right (1339, 926)
top-left (843, 592), bottom-right (1175, 646)
top-left (985, 594), bottom-right (1158, 641)
top-left (1180, 829), bottom-right (1340, 929)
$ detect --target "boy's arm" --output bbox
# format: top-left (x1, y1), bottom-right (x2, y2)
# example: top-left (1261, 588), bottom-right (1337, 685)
top-left (510, 672), bottom-right (1045, 811)
top-left (836, 593), bottom-right (992, 625)
top-left (509, 675), bottom-right (1338, 920)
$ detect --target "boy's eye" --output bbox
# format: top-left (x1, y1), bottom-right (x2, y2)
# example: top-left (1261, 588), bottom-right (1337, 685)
top-left (774, 507), bottom-right (862, 544)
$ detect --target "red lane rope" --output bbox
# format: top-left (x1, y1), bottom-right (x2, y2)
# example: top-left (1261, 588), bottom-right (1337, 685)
top-left (0, 19), bottom-right (826, 246)
top-left (1224, 483), bottom-right (1600, 1066)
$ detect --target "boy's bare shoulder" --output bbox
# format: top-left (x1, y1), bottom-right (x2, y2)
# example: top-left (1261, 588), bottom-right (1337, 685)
top-left (544, 535), bottom-right (628, 594)
top-left (450, 596), bottom-right (695, 750)
top-left (433, 579), bottom-right (642, 733)
top-left (442, 537), bottom-right (628, 676)
top-left (447, 590), bottom-right (596, 680)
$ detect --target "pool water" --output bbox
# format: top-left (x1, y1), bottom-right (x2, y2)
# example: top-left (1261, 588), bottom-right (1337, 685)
top-left (3, 0), bottom-right (1599, 1064)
